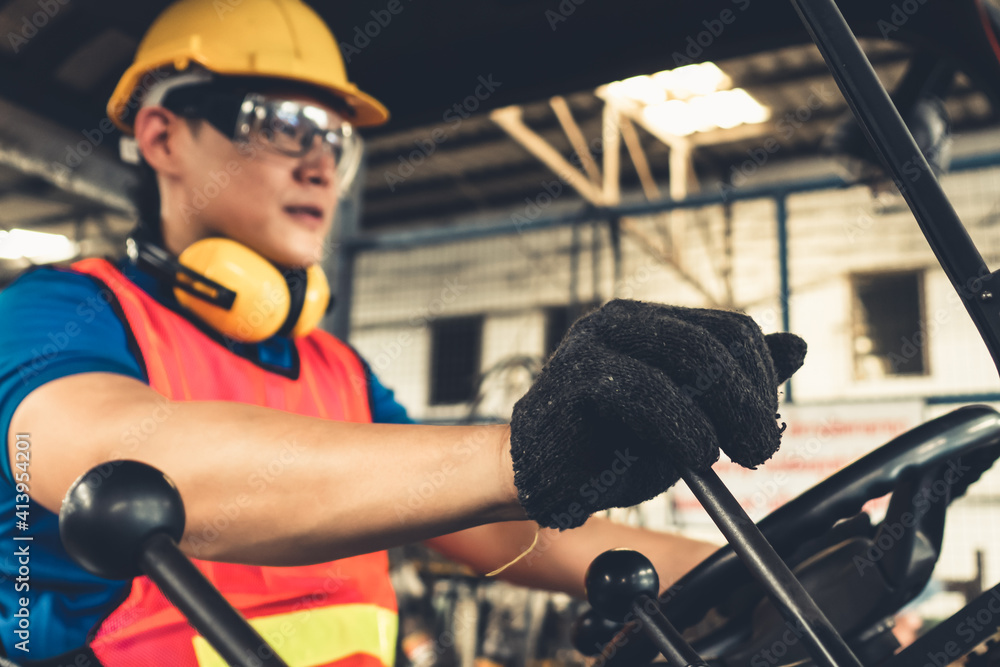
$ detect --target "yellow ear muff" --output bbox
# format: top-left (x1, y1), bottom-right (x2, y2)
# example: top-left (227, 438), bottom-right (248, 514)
top-left (176, 238), bottom-right (290, 343)
top-left (173, 238), bottom-right (332, 343)
top-left (290, 263), bottom-right (331, 338)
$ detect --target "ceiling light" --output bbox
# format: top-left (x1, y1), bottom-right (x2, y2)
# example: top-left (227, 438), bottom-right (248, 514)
top-left (606, 75), bottom-right (666, 106)
top-left (0, 229), bottom-right (79, 263)
top-left (603, 63), bottom-right (770, 137)
top-left (652, 62), bottom-right (731, 100)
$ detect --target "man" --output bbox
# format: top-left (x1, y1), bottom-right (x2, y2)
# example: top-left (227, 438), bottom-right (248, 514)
top-left (0, 0), bottom-right (804, 664)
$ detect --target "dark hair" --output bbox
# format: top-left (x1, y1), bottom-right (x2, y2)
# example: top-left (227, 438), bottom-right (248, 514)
top-left (131, 158), bottom-right (162, 244)
top-left (130, 117), bottom-right (205, 245)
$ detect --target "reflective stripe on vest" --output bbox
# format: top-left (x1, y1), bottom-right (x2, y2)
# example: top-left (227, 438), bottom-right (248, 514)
top-left (70, 259), bottom-right (397, 667)
top-left (192, 604), bottom-right (398, 667)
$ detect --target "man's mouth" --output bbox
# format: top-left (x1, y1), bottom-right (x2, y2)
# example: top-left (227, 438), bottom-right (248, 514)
top-left (284, 205), bottom-right (324, 224)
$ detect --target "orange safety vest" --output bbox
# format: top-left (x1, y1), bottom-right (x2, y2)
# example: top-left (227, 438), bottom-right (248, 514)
top-left (69, 258), bottom-right (398, 667)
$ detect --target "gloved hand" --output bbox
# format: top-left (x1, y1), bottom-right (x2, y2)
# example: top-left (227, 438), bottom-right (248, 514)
top-left (509, 299), bottom-right (807, 530)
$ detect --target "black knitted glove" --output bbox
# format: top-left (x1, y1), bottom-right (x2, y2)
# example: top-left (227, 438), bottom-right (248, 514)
top-left (509, 299), bottom-right (807, 530)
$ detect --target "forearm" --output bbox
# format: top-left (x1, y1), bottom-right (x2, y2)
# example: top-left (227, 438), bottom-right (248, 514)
top-left (149, 405), bottom-right (523, 564)
top-left (12, 373), bottom-right (526, 566)
top-left (426, 517), bottom-right (721, 599)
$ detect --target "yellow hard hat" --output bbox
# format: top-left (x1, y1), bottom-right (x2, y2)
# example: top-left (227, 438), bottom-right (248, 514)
top-left (107, 0), bottom-right (389, 134)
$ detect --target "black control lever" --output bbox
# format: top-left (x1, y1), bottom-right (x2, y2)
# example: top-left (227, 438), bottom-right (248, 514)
top-left (679, 465), bottom-right (864, 667)
top-left (571, 609), bottom-right (625, 657)
top-left (585, 549), bottom-right (708, 666)
top-left (59, 460), bottom-right (289, 667)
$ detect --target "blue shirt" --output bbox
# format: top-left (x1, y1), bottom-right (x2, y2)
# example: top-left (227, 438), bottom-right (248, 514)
top-left (0, 260), bottom-right (413, 659)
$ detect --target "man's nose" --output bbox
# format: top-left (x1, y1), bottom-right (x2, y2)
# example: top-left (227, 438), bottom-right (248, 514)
top-left (293, 141), bottom-right (336, 187)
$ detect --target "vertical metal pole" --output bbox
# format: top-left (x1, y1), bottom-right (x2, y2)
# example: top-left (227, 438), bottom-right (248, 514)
top-left (592, 221), bottom-right (602, 303)
top-left (788, 0), bottom-right (1000, 376)
top-left (776, 194), bottom-right (793, 403)
top-left (609, 217), bottom-right (622, 297)
top-left (327, 149), bottom-right (366, 341)
top-left (570, 222), bottom-right (581, 313)
top-left (330, 247), bottom-right (356, 342)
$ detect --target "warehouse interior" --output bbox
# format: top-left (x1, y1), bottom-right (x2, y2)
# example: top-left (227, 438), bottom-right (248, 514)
top-left (3, 0), bottom-right (1000, 666)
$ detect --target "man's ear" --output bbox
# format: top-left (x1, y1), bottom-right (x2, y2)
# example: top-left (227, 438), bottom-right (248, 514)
top-left (134, 106), bottom-right (185, 177)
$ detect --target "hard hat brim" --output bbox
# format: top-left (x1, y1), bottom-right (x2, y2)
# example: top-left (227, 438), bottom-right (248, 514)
top-left (108, 57), bottom-right (390, 135)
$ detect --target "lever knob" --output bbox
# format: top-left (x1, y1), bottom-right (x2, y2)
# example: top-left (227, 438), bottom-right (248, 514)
top-left (60, 460), bottom-right (185, 580)
top-left (585, 549), bottom-right (659, 622)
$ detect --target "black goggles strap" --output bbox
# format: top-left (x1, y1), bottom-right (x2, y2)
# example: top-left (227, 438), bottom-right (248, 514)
top-left (160, 85), bottom-right (245, 140)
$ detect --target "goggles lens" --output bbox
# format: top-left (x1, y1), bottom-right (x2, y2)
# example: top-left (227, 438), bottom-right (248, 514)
top-left (160, 84), bottom-right (363, 188)
top-left (238, 95), bottom-right (354, 161)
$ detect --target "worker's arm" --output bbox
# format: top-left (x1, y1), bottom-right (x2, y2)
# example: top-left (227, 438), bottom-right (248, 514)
top-left (9, 372), bottom-right (526, 566)
top-left (425, 518), bottom-right (720, 600)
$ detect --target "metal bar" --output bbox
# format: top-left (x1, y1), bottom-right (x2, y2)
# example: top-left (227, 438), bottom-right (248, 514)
top-left (679, 466), bottom-right (863, 667)
top-left (570, 221), bottom-right (581, 308)
top-left (925, 392), bottom-right (1000, 404)
top-left (592, 220), bottom-right (602, 303)
top-left (619, 115), bottom-right (662, 200)
top-left (346, 176), bottom-right (843, 252)
top-left (609, 217), bottom-right (622, 295)
top-left (881, 581), bottom-right (1000, 667)
top-left (139, 532), bottom-right (289, 667)
top-left (330, 247), bottom-right (356, 342)
top-left (789, 0), bottom-right (1000, 376)
top-left (345, 151), bottom-right (1000, 254)
top-left (776, 194), bottom-right (793, 403)
top-left (550, 96), bottom-right (602, 185)
top-left (0, 98), bottom-right (136, 215)
top-left (631, 594), bottom-right (708, 667)
top-left (327, 150), bottom-right (367, 341)
top-left (491, 105), bottom-right (608, 205)
top-left (776, 195), bottom-right (791, 335)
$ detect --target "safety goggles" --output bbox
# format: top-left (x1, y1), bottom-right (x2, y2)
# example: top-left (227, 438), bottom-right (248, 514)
top-left (234, 93), bottom-right (356, 161)
top-left (131, 70), bottom-right (363, 187)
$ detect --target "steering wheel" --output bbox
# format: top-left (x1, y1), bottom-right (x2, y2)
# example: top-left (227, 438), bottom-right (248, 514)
top-left (590, 404), bottom-right (1000, 666)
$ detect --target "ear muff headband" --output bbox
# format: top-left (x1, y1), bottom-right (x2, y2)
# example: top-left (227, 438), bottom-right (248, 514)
top-left (130, 237), bottom-right (331, 343)
top-left (274, 264), bottom-right (331, 339)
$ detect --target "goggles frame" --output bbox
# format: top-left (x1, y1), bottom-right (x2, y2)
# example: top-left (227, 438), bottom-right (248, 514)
top-left (125, 69), bottom-right (364, 188)
top-left (162, 87), bottom-right (355, 163)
